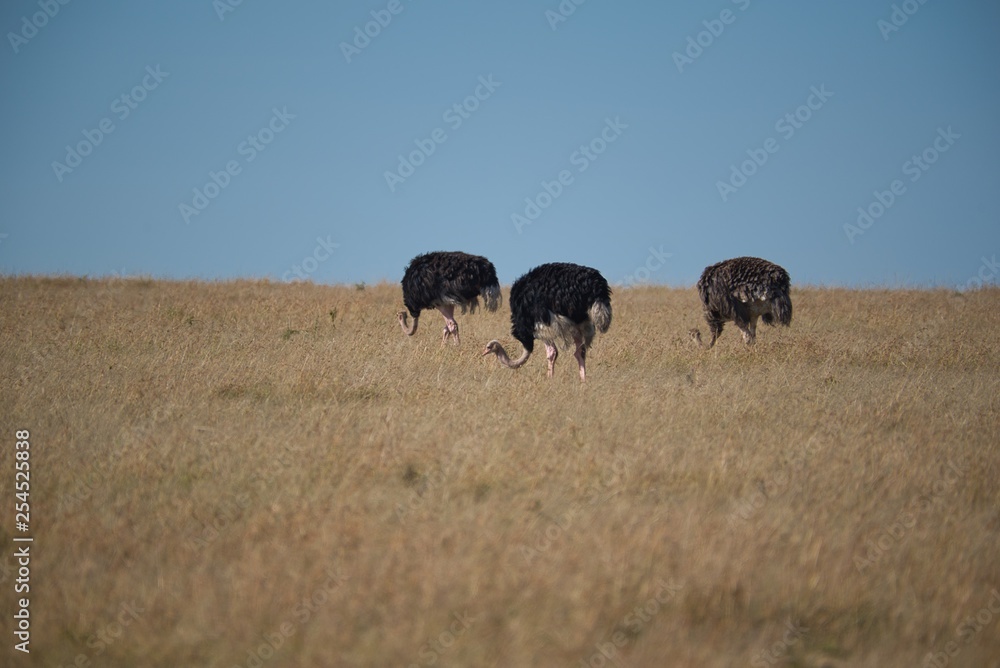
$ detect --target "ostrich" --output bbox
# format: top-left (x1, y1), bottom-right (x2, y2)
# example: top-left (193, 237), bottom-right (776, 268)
top-left (482, 263), bottom-right (611, 382)
top-left (397, 251), bottom-right (501, 345)
top-left (689, 256), bottom-right (792, 349)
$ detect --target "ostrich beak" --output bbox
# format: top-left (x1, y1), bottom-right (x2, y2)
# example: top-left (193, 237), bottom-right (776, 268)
top-left (481, 346), bottom-right (491, 357)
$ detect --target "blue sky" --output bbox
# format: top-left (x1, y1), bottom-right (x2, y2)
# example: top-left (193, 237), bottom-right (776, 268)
top-left (1, 0), bottom-right (998, 288)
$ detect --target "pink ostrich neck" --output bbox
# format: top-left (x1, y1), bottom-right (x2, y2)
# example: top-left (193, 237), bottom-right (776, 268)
top-left (497, 344), bottom-right (531, 368)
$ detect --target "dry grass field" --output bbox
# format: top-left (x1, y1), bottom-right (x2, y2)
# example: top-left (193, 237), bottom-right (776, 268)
top-left (1, 276), bottom-right (999, 668)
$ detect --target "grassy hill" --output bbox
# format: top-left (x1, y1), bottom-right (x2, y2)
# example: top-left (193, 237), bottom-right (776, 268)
top-left (1, 277), bottom-right (998, 667)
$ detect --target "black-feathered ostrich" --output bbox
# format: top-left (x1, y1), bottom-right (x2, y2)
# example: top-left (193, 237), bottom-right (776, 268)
top-left (689, 256), bottom-right (792, 348)
top-left (397, 251), bottom-right (501, 345)
top-left (482, 263), bottom-right (611, 382)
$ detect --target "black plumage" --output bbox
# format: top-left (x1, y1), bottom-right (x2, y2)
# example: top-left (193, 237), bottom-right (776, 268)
top-left (691, 256), bottom-right (792, 348)
top-left (397, 251), bottom-right (500, 345)
top-left (483, 263), bottom-right (611, 381)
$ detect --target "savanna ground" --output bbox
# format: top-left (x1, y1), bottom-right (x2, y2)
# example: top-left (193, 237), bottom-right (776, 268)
top-left (1, 277), bottom-right (998, 668)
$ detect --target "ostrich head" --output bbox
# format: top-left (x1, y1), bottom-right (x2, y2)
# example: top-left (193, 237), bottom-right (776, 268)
top-left (482, 340), bottom-right (531, 369)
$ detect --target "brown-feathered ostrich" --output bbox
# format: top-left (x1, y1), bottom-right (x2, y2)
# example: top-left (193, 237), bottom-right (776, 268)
top-left (689, 256), bottom-right (792, 348)
top-left (397, 251), bottom-right (501, 345)
top-left (482, 263), bottom-right (611, 382)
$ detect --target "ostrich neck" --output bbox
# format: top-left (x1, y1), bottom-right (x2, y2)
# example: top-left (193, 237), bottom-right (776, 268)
top-left (496, 344), bottom-right (531, 369)
top-left (400, 314), bottom-right (418, 336)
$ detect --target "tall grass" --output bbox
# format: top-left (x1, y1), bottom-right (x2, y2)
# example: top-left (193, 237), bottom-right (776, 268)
top-left (1, 277), bottom-right (998, 667)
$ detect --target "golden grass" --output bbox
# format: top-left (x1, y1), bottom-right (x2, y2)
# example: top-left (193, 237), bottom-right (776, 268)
top-left (1, 277), bottom-right (998, 667)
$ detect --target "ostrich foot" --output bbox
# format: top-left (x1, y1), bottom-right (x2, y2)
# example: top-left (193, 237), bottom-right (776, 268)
top-left (441, 325), bottom-right (459, 345)
top-left (436, 305), bottom-right (459, 345)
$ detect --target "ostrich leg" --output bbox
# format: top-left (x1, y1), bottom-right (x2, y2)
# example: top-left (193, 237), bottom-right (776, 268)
top-left (707, 321), bottom-right (723, 348)
top-left (690, 321), bottom-right (723, 349)
top-left (737, 316), bottom-right (757, 345)
top-left (437, 305), bottom-right (459, 345)
top-left (544, 342), bottom-right (558, 378)
top-left (573, 336), bottom-right (587, 382)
